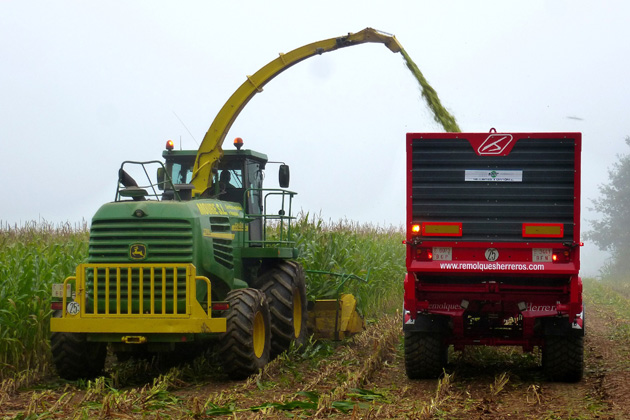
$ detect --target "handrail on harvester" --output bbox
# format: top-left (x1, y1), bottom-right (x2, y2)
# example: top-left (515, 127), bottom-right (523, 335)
top-left (190, 28), bottom-right (402, 197)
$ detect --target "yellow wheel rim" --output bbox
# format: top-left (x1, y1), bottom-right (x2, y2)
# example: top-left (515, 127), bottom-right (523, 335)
top-left (293, 293), bottom-right (302, 338)
top-left (253, 311), bottom-right (265, 358)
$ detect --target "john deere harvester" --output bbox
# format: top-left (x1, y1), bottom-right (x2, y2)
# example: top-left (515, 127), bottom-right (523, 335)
top-left (50, 28), bottom-right (402, 379)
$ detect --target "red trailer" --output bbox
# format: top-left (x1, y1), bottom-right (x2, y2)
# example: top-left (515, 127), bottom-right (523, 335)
top-left (403, 130), bottom-right (583, 382)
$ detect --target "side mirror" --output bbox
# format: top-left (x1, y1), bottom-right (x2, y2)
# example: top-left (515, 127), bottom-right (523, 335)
top-left (279, 164), bottom-right (290, 188)
top-left (156, 168), bottom-right (165, 191)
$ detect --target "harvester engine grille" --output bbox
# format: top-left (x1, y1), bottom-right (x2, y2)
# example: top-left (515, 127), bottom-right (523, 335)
top-left (88, 218), bottom-right (193, 262)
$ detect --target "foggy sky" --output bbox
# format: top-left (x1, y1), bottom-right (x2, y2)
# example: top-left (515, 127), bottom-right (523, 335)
top-left (2, 1), bottom-right (629, 275)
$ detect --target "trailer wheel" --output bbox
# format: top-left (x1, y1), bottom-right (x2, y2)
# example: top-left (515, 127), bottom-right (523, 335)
top-left (219, 288), bottom-right (271, 379)
top-left (51, 332), bottom-right (107, 380)
top-left (256, 261), bottom-right (308, 356)
top-left (542, 335), bottom-right (584, 382)
top-left (404, 331), bottom-right (448, 379)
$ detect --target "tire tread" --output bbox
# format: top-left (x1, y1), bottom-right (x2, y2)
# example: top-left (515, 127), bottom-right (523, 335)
top-left (256, 261), bottom-right (307, 356)
top-left (404, 332), bottom-right (447, 379)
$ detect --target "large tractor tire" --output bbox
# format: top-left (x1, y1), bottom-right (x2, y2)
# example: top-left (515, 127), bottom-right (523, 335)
top-left (542, 335), bottom-right (584, 382)
top-left (256, 261), bottom-right (308, 357)
top-left (404, 331), bottom-right (448, 379)
top-left (219, 288), bottom-right (271, 380)
top-left (51, 332), bottom-right (107, 380)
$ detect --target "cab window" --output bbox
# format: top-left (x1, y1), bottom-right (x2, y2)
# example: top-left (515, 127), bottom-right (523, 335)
top-left (172, 163), bottom-right (193, 184)
top-left (217, 168), bottom-right (243, 189)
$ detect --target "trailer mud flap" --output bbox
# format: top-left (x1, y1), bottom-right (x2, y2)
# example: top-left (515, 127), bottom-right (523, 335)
top-left (403, 312), bottom-right (450, 334)
top-left (542, 314), bottom-right (584, 337)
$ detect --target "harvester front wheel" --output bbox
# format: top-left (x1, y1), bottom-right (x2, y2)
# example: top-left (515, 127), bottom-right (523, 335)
top-left (404, 331), bottom-right (447, 379)
top-left (51, 332), bottom-right (107, 380)
top-left (219, 288), bottom-right (271, 379)
top-left (542, 335), bottom-right (584, 382)
top-left (256, 261), bottom-right (308, 356)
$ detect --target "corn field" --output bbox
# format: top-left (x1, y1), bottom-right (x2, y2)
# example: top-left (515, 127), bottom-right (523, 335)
top-left (293, 213), bottom-right (405, 318)
top-left (0, 216), bottom-right (404, 380)
top-left (0, 221), bottom-right (89, 379)
top-left (6, 221), bottom-right (630, 419)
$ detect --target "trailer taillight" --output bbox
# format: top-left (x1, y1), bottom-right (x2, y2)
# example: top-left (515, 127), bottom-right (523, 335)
top-left (411, 224), bottom-right (421, 234)
top-left (416, 247), bottom-right (433, 261)
top-left (552, 249), bottom-right (571, 263)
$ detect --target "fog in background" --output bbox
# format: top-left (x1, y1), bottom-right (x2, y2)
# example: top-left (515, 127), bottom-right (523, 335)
top-left (2, 1), bottom-right (628, 276)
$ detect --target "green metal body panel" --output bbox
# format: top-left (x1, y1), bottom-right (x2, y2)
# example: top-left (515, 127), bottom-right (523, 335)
top-left (240, 247), bottom-right (297, 259)
top-left (88, 198), bottom-right (247, 302)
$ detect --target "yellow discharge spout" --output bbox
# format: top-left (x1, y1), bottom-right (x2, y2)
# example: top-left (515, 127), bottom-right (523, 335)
top-left (191, 28), bottom-right (458, 196)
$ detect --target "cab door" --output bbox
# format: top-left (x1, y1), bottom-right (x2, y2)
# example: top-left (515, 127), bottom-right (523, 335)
top-left (244, 159), bottom-right (263, 244)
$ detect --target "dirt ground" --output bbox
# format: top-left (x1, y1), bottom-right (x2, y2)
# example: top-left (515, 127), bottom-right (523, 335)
top-left (3, 293), bottom-right (630, 419)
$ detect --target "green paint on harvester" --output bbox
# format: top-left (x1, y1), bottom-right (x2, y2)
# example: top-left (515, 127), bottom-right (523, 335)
top-left (400, 48), bottom-right (461, 133)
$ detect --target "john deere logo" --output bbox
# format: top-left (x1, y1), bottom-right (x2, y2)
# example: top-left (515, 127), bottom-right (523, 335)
top-left (489, 170), bottom-right (498, 179)
top-left (129, 244), bottom-right (147, 260)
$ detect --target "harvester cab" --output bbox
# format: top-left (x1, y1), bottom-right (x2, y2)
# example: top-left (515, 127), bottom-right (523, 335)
top-left (159, 138), bottom-right (291, 246)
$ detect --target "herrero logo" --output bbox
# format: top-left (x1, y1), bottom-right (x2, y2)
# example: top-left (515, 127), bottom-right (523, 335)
top-left (477, 134), bottom-right (514, 155)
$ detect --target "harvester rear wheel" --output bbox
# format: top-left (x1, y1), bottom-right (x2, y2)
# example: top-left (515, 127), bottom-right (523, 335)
top-left (256, 261), bottom-right (308, 356)
top-left (542, 335), bottom-right (584, 382)
top-left (404, 331), bottom-right (447, 379)
top-left (219, 288), bottom-right (271, 379)
top-left (51, 332), bottom-right (107, 380)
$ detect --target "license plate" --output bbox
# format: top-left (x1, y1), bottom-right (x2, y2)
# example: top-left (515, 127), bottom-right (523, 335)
top-left (433, 247), bottom-right (452, 261)
top-left (52, 283), bottom-right (71, 298)
top-left (532, 248), bottom-right (552, 262)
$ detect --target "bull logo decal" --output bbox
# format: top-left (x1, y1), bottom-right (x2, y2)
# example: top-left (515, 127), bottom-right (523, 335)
top-left (129, 244), bottom-right (147, 260)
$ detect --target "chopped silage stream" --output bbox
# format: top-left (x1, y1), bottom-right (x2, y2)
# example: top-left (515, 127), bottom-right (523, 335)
top-left (400, 48), bottom-right (461, 133)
